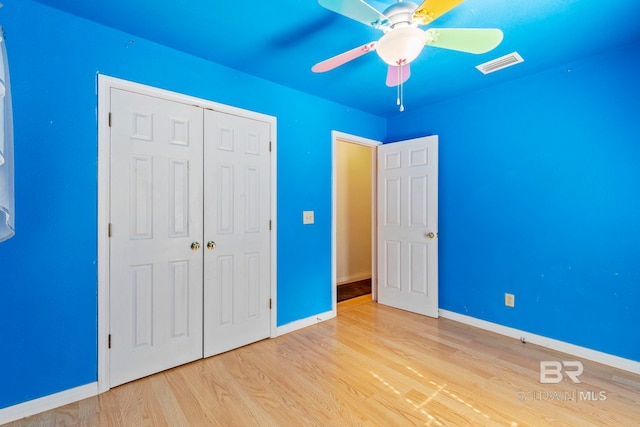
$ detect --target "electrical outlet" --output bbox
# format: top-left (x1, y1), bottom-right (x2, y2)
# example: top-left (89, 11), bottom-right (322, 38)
top-left (505, 293), bottom-right (515, 307)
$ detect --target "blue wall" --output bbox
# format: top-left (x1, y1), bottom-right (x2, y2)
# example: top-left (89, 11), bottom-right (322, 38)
top-left (389, 40), bottom-right (640, 362)
top-left (0, 1), bottom-right (385, 408)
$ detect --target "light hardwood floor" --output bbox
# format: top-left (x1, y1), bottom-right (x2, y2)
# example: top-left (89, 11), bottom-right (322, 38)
top-left (6, 300), bottom-right (640, 426)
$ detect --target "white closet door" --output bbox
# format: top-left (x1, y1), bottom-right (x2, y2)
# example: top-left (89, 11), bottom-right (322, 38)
top-left (377, 136), bottom-right (438, 317)
top-left (203, 110), bottom-right (271, 357)
top-left (109, 88), bottom-right (204, 387)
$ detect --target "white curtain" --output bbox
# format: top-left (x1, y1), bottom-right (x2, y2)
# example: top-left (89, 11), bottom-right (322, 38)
top-left (0, 26), bottom-right (14, 242)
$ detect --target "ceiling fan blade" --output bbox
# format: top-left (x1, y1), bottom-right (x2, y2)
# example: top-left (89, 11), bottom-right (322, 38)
top-left (386, 63), bottom-right (411, 87)
top-left (413, 0), bottom-right (465, 25)
top-left (312, 42), bottom-right (377, 73)
top-left (318, 0), bottom-right (388, 28)
top-left (425, 28), bottom-right (503, 54)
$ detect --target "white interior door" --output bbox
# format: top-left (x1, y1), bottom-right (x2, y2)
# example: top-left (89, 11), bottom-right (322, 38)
top-left (203, 110), bottom-right (272, 357)
top-left (109, 89), bottom-right (204, 387)
top-left (377, 136), bottom-right (438, 317)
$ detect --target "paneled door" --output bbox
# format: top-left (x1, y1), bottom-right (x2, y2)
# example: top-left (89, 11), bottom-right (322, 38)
top-left (109, 89), bottom-right (204, 387)
top-left (377, 136), bottom-right (438, 317)
top-left (203, 110), bottom-right (272, 357)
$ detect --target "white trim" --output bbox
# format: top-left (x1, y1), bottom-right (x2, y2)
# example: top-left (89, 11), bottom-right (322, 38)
top-left (96, 74), bottom-right (111, 394)
top-left (439, 309), bottom-right (640, 375)
top-left (0, 382), bottom-right (98, 425)
top-left (97, 74), bottom-right (278, 393)
top-left (269, 118), bottom-right (278, 340)
top-left (98, 75), bottom-right (276, 124)
top-left (337, 273), bottom-right (373, 286)
top-left (331, 131), bottom-right (382, 317)
top-left (275, 310), bottom-right (335, 336)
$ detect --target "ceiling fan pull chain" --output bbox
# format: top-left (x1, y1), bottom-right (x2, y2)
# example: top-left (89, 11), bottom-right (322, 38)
top-left (396, 66), bottom-right (401, 106)
top-left (398, 62), bottom-right (405, 112)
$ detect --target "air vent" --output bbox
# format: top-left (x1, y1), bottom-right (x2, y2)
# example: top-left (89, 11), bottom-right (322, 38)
top-left (476, 52), bottom-right (524, 75)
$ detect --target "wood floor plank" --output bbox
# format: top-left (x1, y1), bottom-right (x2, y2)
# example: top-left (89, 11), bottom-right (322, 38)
top-left (5, 301), bottom-right (640, 426)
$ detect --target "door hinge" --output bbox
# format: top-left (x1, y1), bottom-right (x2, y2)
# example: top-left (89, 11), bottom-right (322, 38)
top-left (269, 141), bottom-right (272, 152)
top-left (108, 223), bottom-right (112, 237)
top-left (269, 298), bottom-right (272, 309)
top-left (108, 334), bottom-right (112, 349)
top-left (269, 220), bottom-right (272, 231)
top-left (108, 112), bottom-right (112, 127)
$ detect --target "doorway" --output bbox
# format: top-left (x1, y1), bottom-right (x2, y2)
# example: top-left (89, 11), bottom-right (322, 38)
top-left (331, 132), bottom-right (381, 313)
top-left (331, 132), bottom-right (439, 318)
top-left (336, 140), bottom-right (374, 302)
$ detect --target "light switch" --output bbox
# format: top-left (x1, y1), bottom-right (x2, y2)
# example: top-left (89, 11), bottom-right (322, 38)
top-left (303, 210), bottom-right (314, 224)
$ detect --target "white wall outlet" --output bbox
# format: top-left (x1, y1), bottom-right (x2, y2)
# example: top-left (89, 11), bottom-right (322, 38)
top-left (505, 293), bottom-right (515, 307)
top-left (303, 210), bottom-right (314, 225)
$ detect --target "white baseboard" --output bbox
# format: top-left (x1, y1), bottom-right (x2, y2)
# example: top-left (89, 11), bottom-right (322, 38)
top-left (0, 382), bottom-right (98, 425)
top-left (337, 273), bottom-right (372, 286)
top-left (276, 309), bottom-right (335, 336)
top-left (439, 309), bottom-right (640, 375)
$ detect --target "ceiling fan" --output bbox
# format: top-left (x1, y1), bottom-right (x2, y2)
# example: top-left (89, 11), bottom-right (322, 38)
top-left (311, 0), bottom-right (504, 111)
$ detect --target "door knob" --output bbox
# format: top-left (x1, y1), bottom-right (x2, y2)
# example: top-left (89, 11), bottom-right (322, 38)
top-left (207, 241), bottom-right (216, 250)
top-left (425, 232), bottom-right (435, 239)
top-left (191, 242), bottom-right (201, 251)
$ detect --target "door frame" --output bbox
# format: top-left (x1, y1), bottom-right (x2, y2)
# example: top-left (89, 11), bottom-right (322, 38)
top-left (97, 74), bottom-right (278, 393)
top-left (331, 131), bottom-right (382, 315)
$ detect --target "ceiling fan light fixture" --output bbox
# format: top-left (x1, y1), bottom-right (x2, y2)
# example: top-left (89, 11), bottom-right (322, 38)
top-left (376, 27), bottom-right (426, 66)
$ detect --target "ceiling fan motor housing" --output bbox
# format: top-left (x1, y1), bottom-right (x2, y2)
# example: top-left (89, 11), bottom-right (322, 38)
top-left (382, 1), bottom-right (420, 29)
